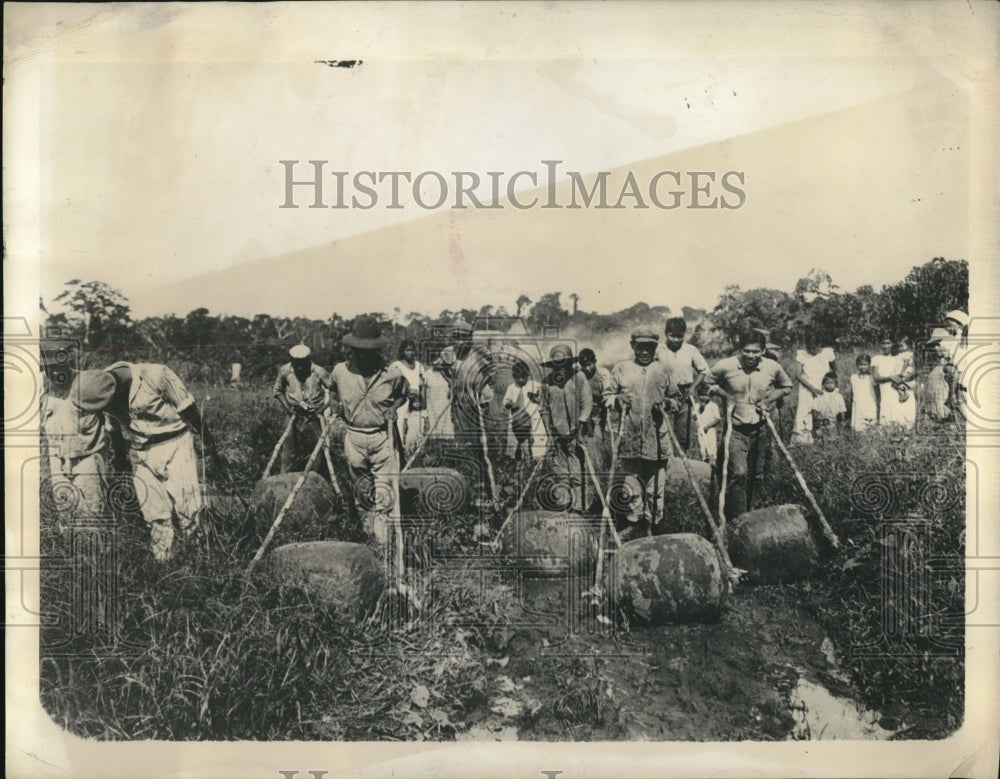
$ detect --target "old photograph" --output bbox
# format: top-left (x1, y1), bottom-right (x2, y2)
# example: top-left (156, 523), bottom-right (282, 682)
top-left (5, 3), bottom-right (999, 778)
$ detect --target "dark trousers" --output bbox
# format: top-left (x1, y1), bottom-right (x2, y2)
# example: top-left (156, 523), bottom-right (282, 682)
top-left (280, 415), bottom-right (323, 474)
top-left (669, 397), bottom-right (693, 453)
top-left (721, 421), bottom-right (768, 520)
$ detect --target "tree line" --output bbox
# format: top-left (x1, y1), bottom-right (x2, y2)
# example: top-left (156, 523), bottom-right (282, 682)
top-left (40, 257), bottom-right (968, 384)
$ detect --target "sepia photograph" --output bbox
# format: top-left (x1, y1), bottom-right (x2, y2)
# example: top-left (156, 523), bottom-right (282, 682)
top-left (5, 3), bottom-right (999, 778)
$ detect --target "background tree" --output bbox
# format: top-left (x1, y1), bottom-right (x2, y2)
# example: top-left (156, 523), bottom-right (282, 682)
top-left (52, 279), bottom-right (133, 349)
top-left (515, 294), bottom-right (532, 317)
top-left (876, 258), bottom-right (969, 337)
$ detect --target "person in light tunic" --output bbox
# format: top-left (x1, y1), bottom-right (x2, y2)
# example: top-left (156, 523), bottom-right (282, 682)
top-left (330, 316), bottom-right (410, 546)
top-left (604, 329), bottom-right (682, 538)
top-left (658, 316), bottom-right (709, 453)
top-left (70, 363), bottom-right (215, 561)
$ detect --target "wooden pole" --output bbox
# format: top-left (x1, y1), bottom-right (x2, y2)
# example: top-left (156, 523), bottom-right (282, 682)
top-left (317, 416), bottom-right (343, 496)
top-left (248, 424), bottom-right (329, 570)
top-left (263, 416), bottom-right (295, 478)
top-left (400, 400), bottom-right (451, 476)
top-left (664, 420), bottom-right (737, 581)
top-left (476, 402), bottom-right (501, 515)
top-left (762, 412), bottom-right (840, 550)
top-left (718, 399), bottom-right (735, 531)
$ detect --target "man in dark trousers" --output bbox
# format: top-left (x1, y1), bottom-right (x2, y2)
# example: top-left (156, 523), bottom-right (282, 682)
top-left (272, 344), bottom-right (331, 473)
top-left (706, 330), bottom-right (793, 520)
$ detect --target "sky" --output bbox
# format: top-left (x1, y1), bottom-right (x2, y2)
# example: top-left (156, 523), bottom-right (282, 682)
top-left (7, 3), bottom-right (994, 320)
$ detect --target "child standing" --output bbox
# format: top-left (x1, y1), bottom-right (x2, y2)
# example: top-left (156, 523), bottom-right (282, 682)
top-left (811, 372), bottom-right (847, 442)
top-left (848, 354), bottom-right (878, 431)
top-left (502, 359), bottom-right (545, 462)
top-left (694, 386), bottom-right (721, 463)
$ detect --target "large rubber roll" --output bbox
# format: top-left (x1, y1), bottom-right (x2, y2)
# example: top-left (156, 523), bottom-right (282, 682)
top-left (615, 533), bottom-right (728, 625)
top-left (726, 504), bottom-right (820, 583)
top-left (498, 510), bottom-right (600, 577)
top-left (266, 541), bottom-right (385, 619)
top-left (250, 472), bottom-right (339, 545)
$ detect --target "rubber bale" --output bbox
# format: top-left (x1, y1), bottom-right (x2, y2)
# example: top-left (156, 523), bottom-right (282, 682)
top-left (250, 472), bottom-right (339, 544)
top-left (615, 533), bottom-right (728, 625)
top-left (498, 510), bottom-right (600, 577)
top-left (665, 458), bottom-right (712, 496)
top-left (726, 504), bottom-right (820, 583)
top-left (266, 541), bottom-right (385, 619)
top-left (398, 467), bottom-right (470, 516)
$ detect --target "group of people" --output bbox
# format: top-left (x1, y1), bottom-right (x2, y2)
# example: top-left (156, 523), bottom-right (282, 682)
top-left (789, 309), bottom-right (970, 441)
top-left (42, 307), bottom-right (970, 561)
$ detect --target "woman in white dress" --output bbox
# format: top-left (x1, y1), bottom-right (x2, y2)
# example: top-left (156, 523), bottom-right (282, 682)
top-left (390, 339), bottom-right (426, 448)
top-left (791, 333), bottom-right (836, 444)
top-left (848, 353), bottom-right (878, 431)
top-left (423, 349), bottom-right (455, 439)
top-left (871, 333), bottom-right (915, 430)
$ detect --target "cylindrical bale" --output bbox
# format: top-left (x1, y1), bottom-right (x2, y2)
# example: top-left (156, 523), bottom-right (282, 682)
top-left (665, 458), bottom-right (712, 497)
top-left (498, 510), bottom-right (600, 577)
top-left (727, 504), bottom-right (820, 583)
top-left (398, 467), bottom-right (470, 516)
top-left (251, 472), bottom-right (339, 544)
top-left (615, 533), bottom-right (728, 624)
top-left (266, 541), bottom-right (386, 618)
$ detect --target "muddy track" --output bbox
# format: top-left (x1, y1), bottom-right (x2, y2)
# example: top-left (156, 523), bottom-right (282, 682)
top-left (464, 581), bottom-right (888, 742)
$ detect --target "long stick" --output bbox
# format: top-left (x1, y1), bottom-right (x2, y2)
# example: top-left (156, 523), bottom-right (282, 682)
top-left (401, 400), bottom-right (451, 475)
top-left (581, 445), bottom-right (623, 550)
top-left (317, 416), bottom-right (343, 496)
top-left (387, 419), bottom-right (418, 607)
top-left (718, 399), bottom-right (735, 530)
top-left (248, 424), bottom-right (329, 570)
top-left (762, 412), bottom-right (840, 550)
top-left (476, 402), bottom-right (500, 514)
top-left (263, 416), bottom-right (295, 477)
top-left (491, 444), bottom-right (551, 546)
top-left (664, 420), bottom-right (737, 580)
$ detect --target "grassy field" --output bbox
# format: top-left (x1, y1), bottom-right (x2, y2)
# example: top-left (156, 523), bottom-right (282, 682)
top-left (39, 356), bottom-right (966, 740)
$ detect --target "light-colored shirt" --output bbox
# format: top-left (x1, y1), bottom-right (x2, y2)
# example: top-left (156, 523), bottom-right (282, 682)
top-left (849, 372), bottom-right (878, 431)
top-left (658, 342), bottom-right (710, 388)
top-left (106, 362), bottom-right (195, 448)
top-left (812, 389), bottom-right (847, 422)
top-left (581, 366), bottom-right (613, 421)
top-left (331, 360), bottom-right (409, 430)
top-left (503, 378), bottom-right (541, 432)
top-left (604, 360), bottom-right (680, 460)
top-left (42, 394), bottom-right (107, 460)
top-left (540, 371), bottom-right (592, 437)
top-left (272, 362), bottom-right (332, 412)
top-left (795, 347), bottom-right (836, 390)
top-left (707, 356), bottom-right (793, 425)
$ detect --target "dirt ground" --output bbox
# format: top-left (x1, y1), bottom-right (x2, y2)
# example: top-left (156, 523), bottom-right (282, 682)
top-left (462, 578), bottom-right (873, 742)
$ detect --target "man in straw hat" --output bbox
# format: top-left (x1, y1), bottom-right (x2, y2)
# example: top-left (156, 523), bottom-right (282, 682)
top-left (273, 343), bottom-right (332, 473)
top-left (69, 362), bottom-right (217, 561)
top-left (603, 328), bottom-right (683, 539)
top-left (330, 316), bottom-right (410, 546)
top-left (705, 330), bottom-right (793, 520)
top-left (539, 344), bottom-right (592, 513)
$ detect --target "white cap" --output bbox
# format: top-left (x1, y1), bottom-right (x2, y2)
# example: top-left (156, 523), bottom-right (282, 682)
top-left (927, 328), bottom-right (950, 344)
top-left (289, 344), bottom-right (311, 360)
top-left (945, 310), bottom-right (969, 328)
